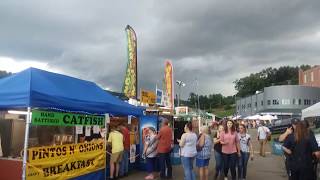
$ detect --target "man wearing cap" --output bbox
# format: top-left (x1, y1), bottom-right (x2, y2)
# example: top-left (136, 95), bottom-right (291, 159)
top-left (156, 118), bottom-right (173, 179)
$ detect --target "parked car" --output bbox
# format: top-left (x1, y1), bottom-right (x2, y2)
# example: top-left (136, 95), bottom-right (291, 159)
top-left (269, 118), bottom-right (293, 134)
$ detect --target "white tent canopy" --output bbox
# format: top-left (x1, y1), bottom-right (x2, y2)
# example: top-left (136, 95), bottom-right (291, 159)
top-left (232, 115), bottom-right (241, 120)
top-left (259, 114), bottom-right (278, 121)
top-left (302, 102), bottom-right (320, 120)
top-left (243, 114), bottom-right (277, 121)
top-left (244, 114), bottom-right (263, 120)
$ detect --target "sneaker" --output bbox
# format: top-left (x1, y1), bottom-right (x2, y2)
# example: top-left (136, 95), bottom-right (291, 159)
top-left (224, 177), bottom-right (228, 180)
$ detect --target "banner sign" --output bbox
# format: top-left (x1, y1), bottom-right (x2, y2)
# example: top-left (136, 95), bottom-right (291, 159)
top-left (175, 106), bottom-right (188, 115)
top-left (32, 110), bottom-right (105, 127)
top-left (156, 89), bottom-right (163, 105)
top-left (122, 25), bottom-right (138, 99)
top-left (26, 140), bottom-right (105, 180)
top-left (164, 60), bottom-right (174, 110)
top-left (140, 89), bottom-right (156, 104)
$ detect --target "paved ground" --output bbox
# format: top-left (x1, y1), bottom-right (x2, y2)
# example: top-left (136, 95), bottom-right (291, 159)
top-left (121, 129), bottom-right (287, 180)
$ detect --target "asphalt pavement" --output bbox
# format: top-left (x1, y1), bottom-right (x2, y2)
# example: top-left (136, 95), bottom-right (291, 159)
top-left (120, 129), bottom-right (287, 180)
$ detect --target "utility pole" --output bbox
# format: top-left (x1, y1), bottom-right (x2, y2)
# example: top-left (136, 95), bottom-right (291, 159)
top-left (176, 80), bottom-right (186, 107)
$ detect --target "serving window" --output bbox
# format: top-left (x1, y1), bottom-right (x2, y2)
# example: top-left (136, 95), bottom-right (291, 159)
top-left (0, 111), bottom-right (76, 159)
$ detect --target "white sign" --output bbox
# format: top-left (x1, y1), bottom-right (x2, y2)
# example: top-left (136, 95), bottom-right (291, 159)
top-left (93, 125), bottom-right (100, 134)
top-left (105, 113), bottom-right (110, 124)
top-left (128, 115), bottom-right (132, 124)
top-left (76, 125), bottom-right (83, 134)
top-left (130, 144), bottom-right (136, 163)
top-left (85, 126), bottom-right (91, 136)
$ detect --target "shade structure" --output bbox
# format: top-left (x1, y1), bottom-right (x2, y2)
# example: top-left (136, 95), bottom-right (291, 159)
top-left (0, 67), bottom-right (144, 116)
top-left (232, 115), bottom-right (241, 120)
top-left (259, 114), bottom-right (278, 121)
top-left (244, 114), bottom-right (263, 120)
top-left (302, 102), bottom-right (320, 120)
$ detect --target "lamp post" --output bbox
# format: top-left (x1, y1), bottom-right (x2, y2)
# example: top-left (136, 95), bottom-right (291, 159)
top-left (176, 80), bottom-right (186, 107)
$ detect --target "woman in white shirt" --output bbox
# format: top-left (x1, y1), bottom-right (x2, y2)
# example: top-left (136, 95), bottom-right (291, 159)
top-left (178, 122), bottom-right (197, 180)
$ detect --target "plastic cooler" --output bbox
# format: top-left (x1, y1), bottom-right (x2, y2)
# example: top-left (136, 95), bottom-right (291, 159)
top-left (171, 144), bottom-right (181, 165)
top-left (272, 141), bottom-right (284, 156)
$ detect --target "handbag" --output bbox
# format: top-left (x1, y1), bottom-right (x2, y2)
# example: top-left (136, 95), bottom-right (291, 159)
top-left (196, 134), bottom-right (204, 152)
top-left (263, 127), bottom-right (271, 141)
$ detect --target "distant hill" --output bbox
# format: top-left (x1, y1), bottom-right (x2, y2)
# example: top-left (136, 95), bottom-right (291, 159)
top-left (0, 70), bottom-right (12, 79)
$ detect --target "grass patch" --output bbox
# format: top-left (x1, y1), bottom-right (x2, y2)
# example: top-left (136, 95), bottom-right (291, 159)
top-left (212, 108), bottom-right (235, 117)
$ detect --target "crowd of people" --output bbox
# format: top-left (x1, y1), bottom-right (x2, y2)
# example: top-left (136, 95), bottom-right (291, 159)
top-left (106, 117), bottom-right (319, 180)
top-left (141, 118), bottom-right (258, 180)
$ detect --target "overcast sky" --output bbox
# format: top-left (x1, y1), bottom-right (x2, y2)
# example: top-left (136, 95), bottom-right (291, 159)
top-left (0, 0), bottom-right (320, 98)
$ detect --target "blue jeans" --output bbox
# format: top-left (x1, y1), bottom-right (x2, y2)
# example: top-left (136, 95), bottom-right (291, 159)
top-left (214, 150), bottom-right (223, 175)
top-left (146, 157), bottom-right (157, 173)
top-left (158, 152), bottom-right (172, 178)
top-left (238, 151), bottom-right (250, 179)
top-left (223, 153), bottom-right (237, 180)
top-left (119, 150), bottom-right (129, 176)
top-left (181, 156), bottom-right (196, 180)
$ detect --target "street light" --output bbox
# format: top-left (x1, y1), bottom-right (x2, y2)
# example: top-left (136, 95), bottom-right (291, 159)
top-left (176, 80), bottom-right (186, 107)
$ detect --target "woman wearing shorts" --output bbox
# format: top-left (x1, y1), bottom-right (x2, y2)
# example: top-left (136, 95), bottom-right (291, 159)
top-left (196, 126), bottom-right (212, 180)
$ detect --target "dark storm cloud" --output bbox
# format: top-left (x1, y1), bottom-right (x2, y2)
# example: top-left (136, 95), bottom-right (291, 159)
top-left (0, 0), bottom-right (320, 97)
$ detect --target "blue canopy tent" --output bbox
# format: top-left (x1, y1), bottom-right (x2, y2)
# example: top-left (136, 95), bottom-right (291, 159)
top-left (0, 67), bottom-right (144, 180)
top-left (0, 67), bottom-right (144, 116)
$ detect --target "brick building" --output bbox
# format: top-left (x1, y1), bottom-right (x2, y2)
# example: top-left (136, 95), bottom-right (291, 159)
top-left (299, 65), bottom-right (320, 87)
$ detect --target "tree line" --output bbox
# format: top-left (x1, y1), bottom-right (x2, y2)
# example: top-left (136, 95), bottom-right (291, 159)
top-left (180, 92), bottom-right (235, 112)
top-left (0, 70), bottom-right (11, 79)
top-left (181, 65), bottom-right (312, 112)
top-left (234, 65), bottom-right (311, 97)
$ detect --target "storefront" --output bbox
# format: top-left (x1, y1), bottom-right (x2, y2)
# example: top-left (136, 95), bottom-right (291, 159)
top-left (0, 68), bottom-right (144, 180)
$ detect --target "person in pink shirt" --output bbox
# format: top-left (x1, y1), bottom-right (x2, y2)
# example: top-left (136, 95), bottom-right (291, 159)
top-left (220, 120), bottom-right (240, 180)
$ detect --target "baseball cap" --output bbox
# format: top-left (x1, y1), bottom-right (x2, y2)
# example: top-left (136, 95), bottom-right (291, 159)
top-left (291, 118), bottom-right (300, 125)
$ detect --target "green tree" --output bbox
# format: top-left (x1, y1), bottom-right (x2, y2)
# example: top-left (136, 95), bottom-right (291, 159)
top-left (234, 65), bottom-right (311, 97)
top-left (0, 70), bottom-right (11, 79)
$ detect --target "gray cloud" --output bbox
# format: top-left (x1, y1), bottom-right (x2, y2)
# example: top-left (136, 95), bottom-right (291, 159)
top-left (0, 0), bottom-right (320, 99)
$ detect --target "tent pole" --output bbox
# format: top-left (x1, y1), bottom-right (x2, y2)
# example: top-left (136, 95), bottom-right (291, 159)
top-left (22, 107), bottom-right (31, 180)
top-left (104, 115), bottom-right (109, 180)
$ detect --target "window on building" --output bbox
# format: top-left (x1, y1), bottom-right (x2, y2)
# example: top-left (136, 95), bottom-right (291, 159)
top-left (247, 103), bottom-right (251, 108)
top-left (299, 99), bottom-right (302, 105)
top-left (293, 99), bottom-right (296, 105)
top-left (255, 102), bottom-right (257, 107)
top-left (272, 99), bottom-right (279, 105)
top-left (304, 74), bottom-right (307, 83)
top-left (311, 72), bottom-right (314, 82)
top-left (282, 99), bottom-right (290, 105)
top-left (237, 106), bottom-right (240, 110)
top-left (261, 101), bottom-right (263, 106)
top-left (313, 100), bottom-right (317, 104)
top-left (304, 99), bottom-right (311, 105)
top-left (267, 100), bottom-right (271, 105)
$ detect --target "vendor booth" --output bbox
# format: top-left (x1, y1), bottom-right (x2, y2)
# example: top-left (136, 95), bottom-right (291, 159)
top-left (0, 68), bottom-right (144, 180)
